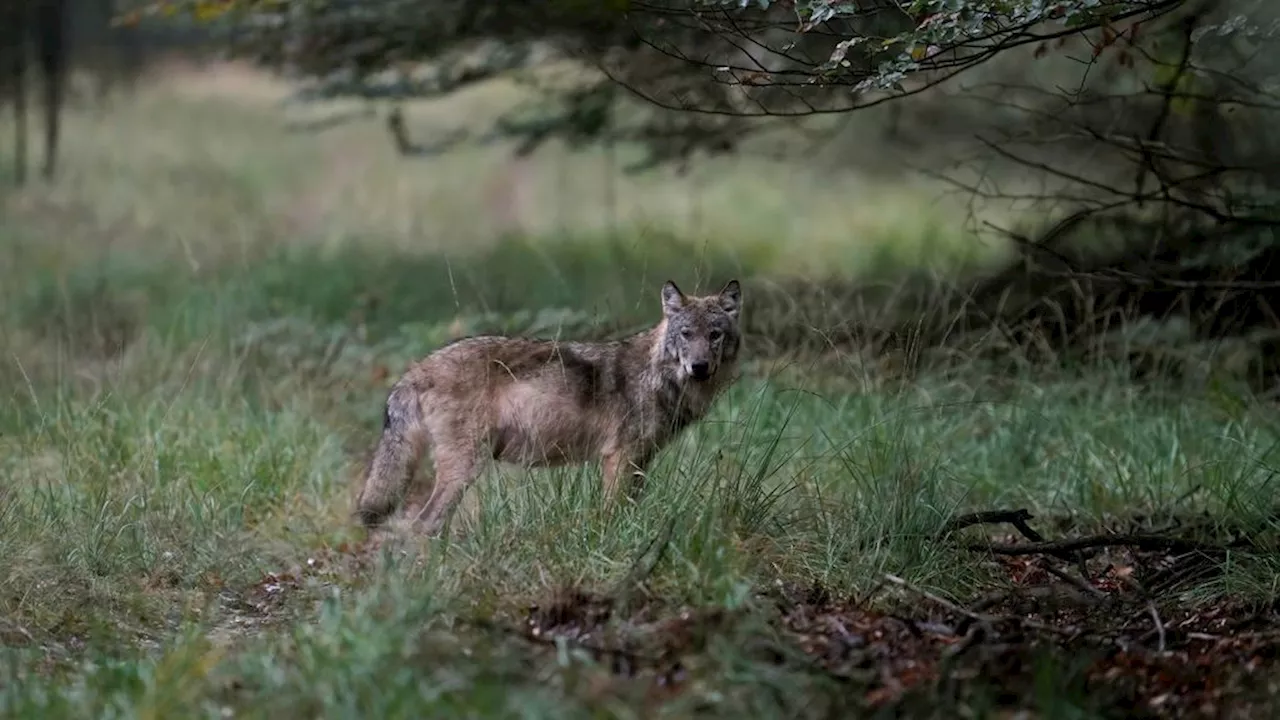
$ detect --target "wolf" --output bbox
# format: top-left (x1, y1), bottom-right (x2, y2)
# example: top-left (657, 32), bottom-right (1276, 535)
top-left (355, 279), bottom-right (744, 536)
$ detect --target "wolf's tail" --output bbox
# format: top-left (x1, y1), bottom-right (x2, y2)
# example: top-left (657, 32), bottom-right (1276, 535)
top-left (356, 382), bottom-right (428, 528)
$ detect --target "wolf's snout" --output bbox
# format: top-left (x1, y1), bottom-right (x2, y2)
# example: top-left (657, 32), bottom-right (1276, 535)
top-left (690, 361), bottom-right (711, 380)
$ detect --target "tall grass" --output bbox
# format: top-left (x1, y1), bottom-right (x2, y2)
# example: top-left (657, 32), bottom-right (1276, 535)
top-left (0, 62), bottom-right (1276, 717)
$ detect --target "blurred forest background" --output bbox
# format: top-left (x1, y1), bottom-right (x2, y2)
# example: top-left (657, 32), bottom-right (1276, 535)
top-left (10, 0), bottom-right (1280, 383)
top-left (2, 1), bottom-right (1280, 717)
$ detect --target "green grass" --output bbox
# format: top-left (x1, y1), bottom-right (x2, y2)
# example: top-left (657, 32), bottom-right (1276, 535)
top-left (0, 63), bottom-right (1278, 718)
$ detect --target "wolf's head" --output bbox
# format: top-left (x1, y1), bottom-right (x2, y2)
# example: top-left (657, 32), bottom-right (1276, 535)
top-left (659, 279), bottom-right (743, 383)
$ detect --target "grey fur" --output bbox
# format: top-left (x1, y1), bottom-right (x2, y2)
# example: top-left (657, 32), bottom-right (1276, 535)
top-left (355, 279), bottom-right (744, 536)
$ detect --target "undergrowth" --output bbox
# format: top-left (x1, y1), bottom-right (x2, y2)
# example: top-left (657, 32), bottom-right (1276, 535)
top-left (3, 234), bottom-right (1277, 715)
top-left (0, 65), bottom-right (1277, 719)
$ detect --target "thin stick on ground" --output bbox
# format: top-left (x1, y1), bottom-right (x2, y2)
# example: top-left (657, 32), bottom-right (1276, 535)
top-left (941, 508), bottom-right (1084, 563)
top-left (1042, 562), bottom-right (1107, 600)
top-left (1147, 602), bottom-right (1167, 653)
top-left (884, 574), bottom-right (999, 644)
top-left (941, 508), bottom-right (1045, 541)
top-left (884, 574), bottom-right (985, 625)
top-left (965, 534), bottom-right (1227, 557)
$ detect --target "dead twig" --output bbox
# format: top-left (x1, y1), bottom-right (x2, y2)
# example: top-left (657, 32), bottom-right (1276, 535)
top-left (1145, 551), bottom-right (1228, 595)
top-left (966, 533), bottom-right (1225, 557)
top-left (941, 508), bottom-right (1045, 542)
top-left (958, 585), bottom-right (1104, 638)
top-left (1148, 602), bottom-right (1167, 653)
top-left (1042, 562), bottom-right (1108, 600)
top-left (942, 507), bottom-right (1091, 563)
top-left (461, 615), bottom-right (662, 674)
top-left (884, 574), bottom-right (984, 625)
top-left (884, 574), bottom-right (1074, 643)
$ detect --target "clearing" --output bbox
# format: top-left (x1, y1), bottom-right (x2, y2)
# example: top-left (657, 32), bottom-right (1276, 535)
top-left (0, 62), bottom-right (1277, 719)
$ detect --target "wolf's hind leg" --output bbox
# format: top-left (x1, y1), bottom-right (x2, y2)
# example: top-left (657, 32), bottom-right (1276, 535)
top-left (412, 435), bottom-right (484, 537)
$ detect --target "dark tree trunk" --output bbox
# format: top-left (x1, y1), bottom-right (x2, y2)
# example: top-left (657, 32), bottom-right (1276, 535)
top-left (0, 0), bottom-right (67, 185)
top-left (36, 0), bottom-right (67, 181)
top-left (0, 1), bottom-right (29, 184)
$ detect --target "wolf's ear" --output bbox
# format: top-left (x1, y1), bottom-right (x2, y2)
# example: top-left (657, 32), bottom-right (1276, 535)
top-left (661, 280), bottom-right (686, 316)
top-left (718, 279), bottom-right (742, 318)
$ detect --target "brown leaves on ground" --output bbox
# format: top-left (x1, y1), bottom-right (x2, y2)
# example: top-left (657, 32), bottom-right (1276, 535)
top-left (211, 538), bottom-right (381, 646)
top-left (212, 523), bottom-right (1280, 716)
top-left (500, 550), bottom-right (1280, 717)
top-left (781, 584), bottom-right (1280, 718)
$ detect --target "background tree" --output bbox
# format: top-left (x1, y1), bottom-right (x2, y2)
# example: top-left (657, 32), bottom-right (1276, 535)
top-left (138, 0), bottom-right (1280, 386)
top-left (1, 0), bottom-right (68, 185)
top-left (0, 0), bottom-right (199, 185)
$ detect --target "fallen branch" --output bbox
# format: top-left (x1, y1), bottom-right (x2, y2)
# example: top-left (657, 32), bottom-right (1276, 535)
top-left (942, 508), bottom-right (1045, 541)
top-left (965, 533), bottom-right (1225, 557)
top-left (942, 508), bottom-right (1086, 561)
top-left (885, 574), bottom-right (1076, 642)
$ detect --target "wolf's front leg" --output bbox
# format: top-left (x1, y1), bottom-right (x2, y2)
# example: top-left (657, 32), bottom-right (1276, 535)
top-left (601, 449), bottom-right (652, 508)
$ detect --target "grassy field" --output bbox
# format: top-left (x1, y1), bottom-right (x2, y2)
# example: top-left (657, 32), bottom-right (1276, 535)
top-left (1, 62), bottom-right (1278, 719)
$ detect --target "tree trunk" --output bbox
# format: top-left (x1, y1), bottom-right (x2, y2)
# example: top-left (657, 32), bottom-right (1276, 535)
top-left (37, 0), bottom-right (67, 181)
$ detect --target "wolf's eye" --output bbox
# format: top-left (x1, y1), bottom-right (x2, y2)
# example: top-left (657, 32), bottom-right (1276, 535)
top-left (709, 330), bottom-right (723, 341)
top-left (680, 328), bottom-right (692, 338)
